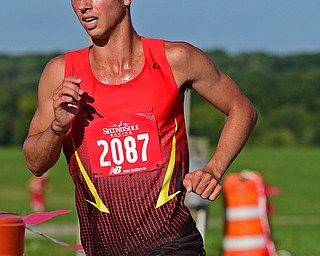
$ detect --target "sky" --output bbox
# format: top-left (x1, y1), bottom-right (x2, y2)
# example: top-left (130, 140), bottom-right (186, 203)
top-left (2, 0), bottom-right (320, 55)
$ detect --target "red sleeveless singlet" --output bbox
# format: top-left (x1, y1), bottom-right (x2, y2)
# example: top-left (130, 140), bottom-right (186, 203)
top-left (63, 37), bottom-right (196, 255)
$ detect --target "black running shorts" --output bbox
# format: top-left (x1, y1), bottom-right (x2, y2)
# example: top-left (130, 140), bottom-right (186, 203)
top-left (145, 229), bottom-right (206, 256)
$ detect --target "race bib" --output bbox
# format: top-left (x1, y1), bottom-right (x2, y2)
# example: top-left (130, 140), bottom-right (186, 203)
top-left (86, 113), bottom-right (163, 177)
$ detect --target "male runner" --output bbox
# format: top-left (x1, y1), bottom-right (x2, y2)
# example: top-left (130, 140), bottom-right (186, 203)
top-left (23, 0), bottom-right (257, 255)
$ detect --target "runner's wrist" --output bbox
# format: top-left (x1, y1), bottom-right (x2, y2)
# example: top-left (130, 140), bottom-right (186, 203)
top-left (50, 120), bottom-right (70, 136)
top-left (203, 162), bottom-right (224, 181)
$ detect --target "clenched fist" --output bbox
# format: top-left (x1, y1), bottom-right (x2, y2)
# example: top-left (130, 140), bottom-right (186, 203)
top-left (183, 169), bottom-right (223, 201)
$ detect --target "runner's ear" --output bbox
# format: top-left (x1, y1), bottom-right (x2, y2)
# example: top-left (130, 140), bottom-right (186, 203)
top-left (124, 0), bottom-right (132, 7)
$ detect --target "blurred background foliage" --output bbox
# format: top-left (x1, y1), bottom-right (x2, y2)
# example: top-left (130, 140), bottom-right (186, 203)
top-left (0, 50), bottom-right (319, 147)
top-left (191, 50), bottom-right (320, 147)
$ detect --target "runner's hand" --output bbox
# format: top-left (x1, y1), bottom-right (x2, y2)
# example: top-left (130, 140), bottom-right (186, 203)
top-left (52, 76), bottom-right (83, 132)
top-left (183, 169), bottom-right (223, 201)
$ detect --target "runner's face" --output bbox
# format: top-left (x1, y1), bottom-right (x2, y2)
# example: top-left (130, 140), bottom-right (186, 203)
top-left (71, 0), bottom-right (129, 39)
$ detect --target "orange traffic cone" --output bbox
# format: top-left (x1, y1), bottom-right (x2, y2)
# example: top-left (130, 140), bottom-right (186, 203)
top-left (0, 212), bottom-right (25, 256)
top-left (222, 170), bottom-right (277, 256)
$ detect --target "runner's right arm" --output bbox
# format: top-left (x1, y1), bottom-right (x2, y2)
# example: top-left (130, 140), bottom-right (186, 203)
top-left (23, 55), bottom-right (83, 177)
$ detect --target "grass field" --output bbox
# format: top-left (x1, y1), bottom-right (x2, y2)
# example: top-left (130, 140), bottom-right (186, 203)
top-left (0, 146), bottom-right (319, 255)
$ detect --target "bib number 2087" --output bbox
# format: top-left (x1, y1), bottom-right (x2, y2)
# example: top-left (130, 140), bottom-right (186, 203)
top-left (97, 133), bottom-right (149, 167)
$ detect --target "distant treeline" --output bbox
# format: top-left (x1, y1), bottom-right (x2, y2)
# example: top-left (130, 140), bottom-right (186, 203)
top-left (1, 50), bottom-right (319, 146)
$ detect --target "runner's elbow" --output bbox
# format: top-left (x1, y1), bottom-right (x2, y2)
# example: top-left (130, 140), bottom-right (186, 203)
top-left (249, 103), bottom-right (258, 128)
top-left (25, 159), bottom-right (49, 177)
top-left (23, 144), bottom-right (49, 177)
